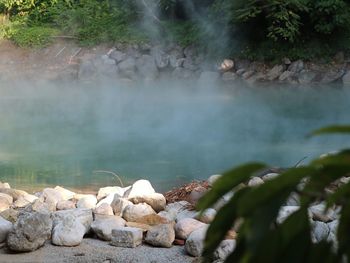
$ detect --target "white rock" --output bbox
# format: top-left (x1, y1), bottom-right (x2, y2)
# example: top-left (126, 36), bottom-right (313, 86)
top-left (0, 193), bottom-right (13, 212)
top-left (145, 223), bottom-right (175, 248)
top-left (129, 193), bottom-right (166, 212)
top-left (94, 203), bottom-right (113, 216)
top-left (77, 195), bottom-right (97, 209)
top-left (185, 226), bottom-right (208, 257)
top-left (29, 199), bottom-right (52, 213)
top-left (248, 177), bottom-right (264, 187)
top-left (96, 193), bottom-right (116, 207)
top-left (219, 59), bottom-right (234, 72)
top-left (91, 215), bottom-right (126, 241)
top-left (175, 218), bottom-right (207, 239)
top-left (276, 206), bottom-right (300, 224)
top-left (176, 209), bottom-right (197, 222)
top-left (311, 221), bottom-right (330, 243)
top-left (195, 208), bottom-right (216, 224)
top-left (52, 214), bottom-right (86, 246)
top-left (111, 195), bottom-right (133, 216)
top-left (110, 227), bottom-right (143, 248)
top-left (0, 216), bottom-right (12, 243)
top-left (0, 182), bottom-right (10, 189)
top-left (7, 212), bottom-right (52, 252)
top-left (13, 194), bottom-right (38, 208)
top-left (262, 173), bottom-right (279, 181)
top-left (214, 240), bottom-right (236, 261)
top-left (41, 188), bottom-right (63, 211)
top-left (54, 186), bottom-right (75, 201)
top-left (56, 200), bottom-right (76, 210)
top-left (309, 203), bottom-right (338, 222)
top-left (97, 186), bottom-right (124, 201)
top-left (124, 180), bottom-right (155, 199)
top-left (122, 203), bottom-right (156, 222)
top-left (53, 208), bottom-right (93, 234)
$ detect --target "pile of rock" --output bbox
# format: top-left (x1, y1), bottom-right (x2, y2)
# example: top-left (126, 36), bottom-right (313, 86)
top-left (0, 179), bottom-right (235, 262)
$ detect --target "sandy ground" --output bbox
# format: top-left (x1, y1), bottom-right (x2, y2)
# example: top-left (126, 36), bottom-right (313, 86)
top-left (0, 238), bottom-right (195, 263)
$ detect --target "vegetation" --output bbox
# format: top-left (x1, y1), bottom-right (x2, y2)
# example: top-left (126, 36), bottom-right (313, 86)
top-left (198, 125), bottom-right (350, 262)
top-left (0, 0), bottom-right (350, 59)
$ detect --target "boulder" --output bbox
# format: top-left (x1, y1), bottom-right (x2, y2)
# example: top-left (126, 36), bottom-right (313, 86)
top-left (96, 193), bottom-right (116, 207)
top-left (109, 50), bottom-right (127, 63)
top-left (122, 203), bottom-right (156, 222)
top-left (53, 208), bottom-right (93, 234)
top-left (298, 70), bottom-right (317, 84)
top-left (76, 195), bottom-right (97, 209)
top-left (41, 188), bottom-right (64, 211)
top-left (91, 215), bottom-right (126, 241)
top-left (93, 203), bottom-right (113, 216)
top-left (145, 224), bottom-right (175, 248)
top-left (288, 60), bottom-right (304, 73)
top-left (0, 208), bottom-right (19, 223)
top-left (110, 227), bottom-right (143, 248)
top-left (176, 209), bottom-right (197, 222)
top-left (309, 203), bottom-right (338, 223)
top-left (0, 182), bottom-right (10, 189)
top-left (7, 212), bottom-right (52, 252)
top-left (262, 173), bottom-right (279, 181)
top-left (13, 194), bottom-right (38, 208)
top-left (29, 199), bottom-right (52, 213)
top-left (219, 59), bottom-right (234, 72)
top-left (136, 55), bottom-right (159, 81)
top-left (266, 65), bottom-right (285, 81)
top-left (185, 226), bottom-right (207, 257)
top-left (0, 193), bottom-right (13, 212)
top-left (118, 57), bottom-right (137, 79)
top-left (124, 180), bottom-right (155, 199)
top-left (56, 200), bottom-right (76, 210)
top-left (54, 186), bottom-right (75, 201)
top-left (126, 222), bottom-right (150, 232)
top-left (175, 218), bottom-right (207, 239)
top-left (277, 206), bottom-right (300, 224)
top-left (195, 208), bottom-right (216, 224)
top-left (311, 221), bottom-right (330, 243)
top-left (248, 177), bottom-right (264, 187)
top-left (129, 193), bottom-right (166, 212)
top-left (242, 70), bottom-right (255, 80)
top-left (169, 48), bottom-right (185, 68)
top-left (134, 214), bottom-right (169, 226)
top-left (214, 240), bottom-right (236, 261)
top-left (97, 186), bottom-right (124, 201)
top-left (0, 188), bottom-right (27, 201)
top-left (164, 201), bottom-right (191, 222)
top-left (151, 46), bottom-right (169, 69)
top-left (189, 186), bottom-right (207, 204)
top-left (0, 216), bottom-right (12, 243)
top-left (320, 69), bottom-right (345, 84)
top-left (52, 214), bottom-right (86, 246)
top-left (279, 71), bottom-right (295, 82)
top-left (111, 195), bottom-right (132, 216)
top-left (171, 67), bottom-right (195, 80)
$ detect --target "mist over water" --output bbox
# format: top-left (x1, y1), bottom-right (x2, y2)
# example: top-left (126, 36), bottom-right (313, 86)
top-left (0, 80), bottom-right (349, 192)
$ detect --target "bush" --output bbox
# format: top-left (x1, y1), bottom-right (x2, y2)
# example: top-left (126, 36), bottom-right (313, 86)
top-left (198, 125), bottom-right (350, 262)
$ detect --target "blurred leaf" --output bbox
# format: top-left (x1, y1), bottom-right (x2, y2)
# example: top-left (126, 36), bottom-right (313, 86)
top-left (309, 125), bottom-right (350, 137)
top-left (197, 162), bottom-right (267, 211)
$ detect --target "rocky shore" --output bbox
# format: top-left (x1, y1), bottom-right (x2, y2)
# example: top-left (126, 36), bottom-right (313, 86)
top-left (0, 170), bottom-right (344, 262)
top-left (1, 39), bottom-right (350, 86)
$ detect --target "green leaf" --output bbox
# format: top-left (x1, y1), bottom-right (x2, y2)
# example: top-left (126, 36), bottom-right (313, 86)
top-left (196, 162), bottom-right (267, 211)
top-left (309, 125), bottom-right (350, 137)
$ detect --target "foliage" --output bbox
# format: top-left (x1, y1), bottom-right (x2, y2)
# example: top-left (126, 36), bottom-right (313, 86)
top-left (162, 20), bottom-right (201, 46)
top-left (198, 125), bottom-right (350, 262)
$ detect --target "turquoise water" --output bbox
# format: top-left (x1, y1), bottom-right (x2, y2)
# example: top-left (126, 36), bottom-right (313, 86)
top-left (0, 80), bottom-right (349, 192)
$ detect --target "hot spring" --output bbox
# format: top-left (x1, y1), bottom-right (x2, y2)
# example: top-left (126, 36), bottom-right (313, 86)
top-left (0, 80), bottom-right (349, 192)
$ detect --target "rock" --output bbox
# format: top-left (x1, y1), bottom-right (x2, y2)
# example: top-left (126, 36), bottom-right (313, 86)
top-left (91, 215), bottom-right (126, 241)
top-left (53, 208), bottom-right (93, 234)
top-left (124, 180), bottom-right (155, 199)
top-left (184, 45), bottom-right (197, 58)
top-left (320, 69), bottom-right (345, 84)
top-left (235, 59), bottom-right (251, 71)
top-left (30, 199), bottom-right (51, 213)
top-left (266, 65), bottom-right (285, 81)
top-left (277, 206), bottom-right (300, 224)
top-left (94, 203), bottom-right (113, 216)
top-left (110, 227), bottom-right (143, 248)
top-left (7, 212), bottom-right (52, 252)
top-left (122, 203), bottom-right (156, 222)
top-left (169, 48), bottom-right (184, 68)
top-left (109, 50), bottom-right (127, 63)
top-left (219, 59), bottom-right (234, 72)
top-left (145, 224), bottom-right (175, 248)
top-left (0, 193), bottom-right (13, 212)
top-left (42, 188), bottom-right (64, 211)
top-left (52, 214), bottom-right (86, 246)
top-left (56, 200), bottom-right (76, 210)
top-left (242, 70), bottom-right (255, 79)
top-left (311, 221), bottom-right (330, 243)
top-left (126, 222), bottom-right (150, 232)
top-left (13, 194), bottom-right (38, 208)
top-left (298, 70), bottom-right (317, 84)
top-left (222, 72), bottom-right (238, 82)
top-left (0, 182), bottom-right (10, 189)
top-left (151, 46), bottom-right (169, 69)
top-left (97, 186), bottom-right (124, 201)
top-left (183, 57), bottom-right (198, 71)
top-left (54, 186), bottom-right (75, 201)
top-left (262, 173), bottom-right (279, 181)
top-left (279, 71), bottom-right (295, 82)
top-left (198, 71), bottom-right (221, 86)
top-left (309, 203), bottom-right (338, 223)
top-left (285, 192), bottom-right (300, 206)
top-left (76, 195), bottom-right (97, 209)
top-left (248, 177), bottom-right (264, 187)
top-left (288, 60), bottom-right (304, 73)
top-left (175, 218), bottom-right (207, 239)
top-left (214, 240), bottom-right (236, 261)
top-left (195, 208), bottom-right (216, 224)
top-left (226, 229), bottom-right (237, 240)
top-left (0, 216), bottom-right (12, 243)
top-left (136, 54), bottom-right (159, 81)
top-left (208, 174), bottom-right (221, 187)
top-left (78, 59), bottom-right (96, 80)
top-left (171, 67), bottom-right (194, 79)
top-left (0, 208), bottom-right (19, 223)
top-left (0, 188), bottom-right (27, 201)
top-left (176, 209), bottom-right (197, 222)
top-left (185, 226), bottom-right (207, 257)
top-left (111, 195), bottom-right (132, 216)
top-left (96, 193), bottom-right (116, 207)
top-left (283, 58), bottom-right (292, 65)
top-left (334, 52), bottom-right (344, 64)
top-left (118, 57), bottom-right (136, 79)
top-left (236, 69), bottom-right (246, 76)
top-left (134, 214), bottom-right (169, 225)
top-left (342, 71), bottom-right (350, 85)
top-left (189, 186), bottom-right (208, 204)
top-left (129, 193), bottom-right (166, 213)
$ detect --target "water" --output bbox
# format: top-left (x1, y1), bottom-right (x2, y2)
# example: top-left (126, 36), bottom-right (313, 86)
top-left (0, 80), bottom-right (349, 193)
